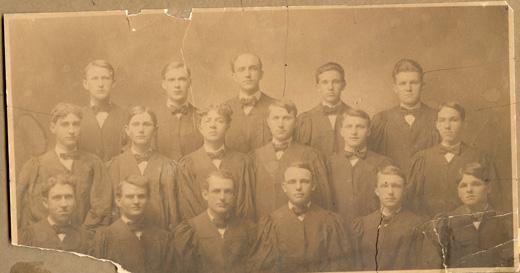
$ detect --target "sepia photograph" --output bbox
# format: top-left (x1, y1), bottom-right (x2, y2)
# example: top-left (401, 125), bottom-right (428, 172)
top-left (4, 2), bottom-right (516, 272)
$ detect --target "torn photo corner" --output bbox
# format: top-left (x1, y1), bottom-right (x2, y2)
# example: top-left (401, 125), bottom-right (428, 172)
top-left (4, 2), bottom-right (518, 273)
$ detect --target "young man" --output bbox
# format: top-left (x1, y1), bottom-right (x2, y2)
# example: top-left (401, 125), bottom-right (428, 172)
top-left (78, 60), bottom-right (127, 161)
top-left (252, 99), bottom-right (332, 218)
top-left (177, 104), bottom-right (255, 220)
top-left (352, 165), bottom-right (422, 271)
top-left (296, 62), bottom-right (351, 156)
top-left (16, 103), bottom-right (111, 230)
top-left (249, 162), bottom-right (352, 272)
top-left (108, 106), bottom-right (178, 230)
top-left (156, 61), bottom-right (203, 161)
top-left (174, 170), bottom-right (256, 273)
top-left (408, 102), bottom-right (503, 217)
top-left (19, 174), bottom-right (92, 254)
top-left (328, 108), bottom-right (392, 223)
top-left (369, 59), bottom-right (438, 171)
top-left (421, 163), bottom-right (513, 268)
top-left (91, 175), bottom-right (175, 273)
top-left (224, 53), bottom-right (276, 153)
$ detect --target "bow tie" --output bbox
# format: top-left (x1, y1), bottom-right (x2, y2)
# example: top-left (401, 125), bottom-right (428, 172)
top-left (322, 104), bottom-right (343, 115)
top-left (134, 152), bottom-right (152, 163)
top-left (273, 142), bottom-right (290, 152)
top-left (439, 144), bottom-right (461, 155)
top-left (291, 205), bottom-right (309, 217)
top-left (240, 96), bottom-right (258, 107)
top-left (345, 149), bottom-right (367, 159)
top-left (168, 105), bottom-right (189, 115)
top-left (52, 224), bottom-right (73, 235)
top-left (59, 151), bottom-right (79, 160)
top-left (91, 104), bottom-right (111, 114)
top-left (127, 220), bottom-right (145, 232)
top-left (400, 107), bottom-right (420, 116)
top-left (211, 217), bottom-right (229, 229)
top-left (207, 149), bottom-right (225, 160)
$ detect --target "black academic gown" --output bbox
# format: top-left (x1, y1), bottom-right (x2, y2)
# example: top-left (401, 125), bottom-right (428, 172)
top-left (19, 219), bottom-right (92, 254)
top-left (91, 218), bottom-right (175, 273)
top-left (249, 204), bottom-right (353, 272)
top-left (107, 149), bottom-right (179, 230)
top-left (408, 142), bottom-right (503, 217)
top-left (295, 102), bottom-right (350, 157)
top-left (79, 103), bottom-right (127, 162)
top-left (369, 103), bottom-right (439, 171)
top-left (252, 142), bottom-right (332, 218)
top-left (156, 103), bottom-right (204, 161)
top-left (352, 209), bottom-right (423, 271)
top-left (177, 147), bottom-right (255, 220)
top-left (224, 93), bottom-right (276, 153)
top-left (327, 150), bottom-right (392, 223)
top-left (174, 212), bottom-right (256, 273)
top-left (16, 150), bottom-right (112, 230)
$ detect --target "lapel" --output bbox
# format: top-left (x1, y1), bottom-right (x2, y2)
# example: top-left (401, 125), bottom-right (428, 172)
top-left (194, 147), bottom-right (219, 171)
top-left (248, 93), bottom-right (270, 116)
top-left (142, 152), bottom-right (163, 178)
top-left (119, 149), bottom-right (142, 174)
top-left (38, 219), bottom-right (63, 247)
top-left (42, 150), bottom-right (70, 172)
top-left (257, 143), bottom-right (279, 174)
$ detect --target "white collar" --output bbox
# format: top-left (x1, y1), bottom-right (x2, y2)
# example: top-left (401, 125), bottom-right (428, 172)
top-left (89, 99), bottom-right (112, 107)
top-left (273, 137), bottom-right (292, 146)
top-left (322, 101), bottom-right (342, 108)
top-left (131, 146), bottom-right (152, 155)
top-left (54, 145), bottom-right (77, 156)
top-left (204, 144), bottom-right (225, 154)
top-left (344, 145), bottom-right (367, 153)
top-left (399, 102), bottom-right (421, 110)
top-left (288, 201), bottom-right (311, 210)
top-left (47, 216), bottom-right (70, 226)
top-left (239, 90), bottom-right (262, 100)
top-left (166, 98), bottom-right (189, 108)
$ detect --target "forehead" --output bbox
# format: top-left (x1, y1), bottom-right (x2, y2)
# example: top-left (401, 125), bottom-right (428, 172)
top-left (318, 69), bottom-right (343, 81)
top-left (394, 71), bottom-right (421, 81)
top-left (284, 166), bottom-right (312, 180)
top-left (85, 65), bottom-right (112, 77)
top-left (233, 54), bottom-right (260, 68)
top-left (48, 183), bottom-right (75, 195)
top-left (164, 67), bottom-right (189, 78)
top-left (202, 110), bottom-right (225, 119)
top-left (269, 105), bottom-right (292, 116)
top-left (129, 112), bottom-right (154, 123)
top-left (343, 115), bottom-right (369, 125)
top-left (56, 113), bottom-right (81, 123)
top-left (208, 177), bottom-right (234, 189)
top-left (121, 182), bottom-right (147, 195)
top-left (459, 174), bottom-right (485, 185)
top-left (437, 106), bottom-right (462, 118)
top-left (377, 174), bottom-right (404, 186)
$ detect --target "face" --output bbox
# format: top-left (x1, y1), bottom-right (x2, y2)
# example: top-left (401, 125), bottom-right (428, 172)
top-left (267, 106), bottom-right (296, 142)
top-left (199, 110), bottom-right (229, 142)
top-left (43, 183), bottom-right (76, 224)
top-left (393, 72), bottom-right (423, 107)
top-left (232, 54), bottom-right (263, 93)
top-left (116, 182), bottom-right (148, 220)
top-left (162, 67), bottom-right (190, 103)
top-left (125, 112), bottom-right (156, 146)
top-left (282, 167), bottom-right (315, 207)
top-left (50, 113), bottom-right (81, 149)
top-left (340, 115), bottom-right (370, 149)
top-left (436, 107), bottom-right (464, 144)
top-left (316, 70), bottom-right (345, 105)
top-left (83, 66), bottom-right (115, 101)
top-left (458, 174), bottom-right (490, 207)
top-left (375, 174), bottom-right (405, 209)
top-left (203, 177), bottom-right (235, 215)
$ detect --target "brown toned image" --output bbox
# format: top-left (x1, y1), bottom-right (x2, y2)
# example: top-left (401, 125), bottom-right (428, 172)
top-left (4, 2), bottom-right (517, 273)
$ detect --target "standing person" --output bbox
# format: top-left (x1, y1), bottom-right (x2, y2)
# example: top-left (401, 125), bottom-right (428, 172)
top-left (92, 175), bottom-right (175, 273)
top-left (328, 108), bottom-right (392, 223)
top-left (369, 59), bottom-right (438, 171)
top-left (19, 174), bottom-right (92, 254)
top-left (224, 53), bottom-right (276, 153)
top-left (296, 62), bottom-right (351, 156)
top-left (177, 104), bottom-right (255, 220)
top-left (352, 165), bottom-right (422, 271)
top-left (174, 170), bottom-right (256, 273)
top-left (408, 102), bottom-right (502, 217)
top-left (249, 162), bottom-right (353, 273)
top-left (16, 103), bottom-right (112, 230)
top-left (156, 61), bottom-right (203, 161)
top-left (79, 60), bottom-right (127, 161)
top-left (252, 99), bottom-right (331, 218)
top-left (107, 106), bottom-right (178, 230)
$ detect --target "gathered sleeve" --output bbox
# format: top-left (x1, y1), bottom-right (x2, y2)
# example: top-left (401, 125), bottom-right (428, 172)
top-left (177, 157), bottom-right (203, 220)
top-left (247, 215), bottom-right (279, 273)
top-left (294, 113), bottom-right (312, 146)
top-left (406, 151), bottom-right (427, 212)
top-left (233, 155), bottom-right (256, 220)
top-left (308, 149), bottom-right (332, 210)
top-left (368, 112), bottom-right (387, 155)
top-left (161, 159), bottom-right (180, 231)
top-left (325, 214), bottom-right (355, 271)
top-left (173, 221), bottom-right (199, 273)
top-left (16, 158), bottom-right (40, 228)
top-left (83, 157), bottom-right (113, 230)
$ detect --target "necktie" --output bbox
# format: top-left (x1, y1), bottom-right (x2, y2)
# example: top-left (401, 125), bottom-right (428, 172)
top-left (59, 151), bottom-right (79, 160)
top-left (322, 104), bottom-right (342, 115)
top-left (240, 96), bottom-right (258, 107)
top-left (52, 224), bottom-right (73, 235)
top-left (344, 149), bottom-right (367, 159)
top-left (134, 152), bottom-right (152, 163)
top-left (91, 104), bottom-right (111, 114)
top-left (207, 149), bottom-right (225, 160)
top-left (439, 144), bottom-right (461, 155)
top-left (168, 105), bottom-right (189, 115)
top-left (273, 142), bottom-right (289, 152)
top-left (291, 205), bottom-right (308, 217)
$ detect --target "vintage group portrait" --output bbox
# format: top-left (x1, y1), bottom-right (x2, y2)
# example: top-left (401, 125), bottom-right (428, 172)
top-left (4, 2), bottom-right (517, 273)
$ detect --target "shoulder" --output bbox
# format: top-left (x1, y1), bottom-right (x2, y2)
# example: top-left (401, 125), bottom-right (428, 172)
top-left (366, 150), bottom-right (392, 165)
top-left (298, 105), bottom-right (321, 119)
top-left (78, 151), bottom-right (105, 165)
top-left (372, 107), bottom-right (398, 120)
top-left (227, 149), bottom-right (252, 162)
top-left (261, 92), bottom-right (276, 102)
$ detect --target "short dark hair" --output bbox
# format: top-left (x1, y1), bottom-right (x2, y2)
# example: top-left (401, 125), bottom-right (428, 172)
top-left (392, 59), bottom-right (423, 81)
top-left (268, 99), bottom-right (298, 117)
top-left (284, 161), bottom-right (314, 183)
top-left (201, 169), bottom-right (236, 192)
top-left (438, 101), bottom-right (466, 121)
top-left (115, 175), bottom-right (150, 198)
top-left (315, 62), bottom-right (345, 83)
top-left (84, 59), bottom-right (115, 80)
top-left (41, 174), bottom-right (77, 198)
top-left (341, 108), bottom-right (371, 128)
top-left (161, 61), bottom-right (191, 79)
top-left (230, 53), bottom-right (263, 73)
top-left (197, 104), bottom-right (233, 125)
top-left (457, 162), bottom-right (490, 184)
top-left (376, 165), bottom-right (406, 187)
top-left (126, 105), bottom-right (159, 127)
top-left (50, 103), bottom-right (83, 123)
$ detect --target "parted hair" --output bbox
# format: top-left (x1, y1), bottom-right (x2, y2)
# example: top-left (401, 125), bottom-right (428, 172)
top-left (438, 101), bottom-right (466, 121)
top-left (268, 99), bottom-right (298, 117)
top-left (341, 108), bottom-right (371, 127)
top-left (315, 62), bottom-right (345, 83)
top-left (161, 61), bottom-right (191, 79)
top-left (126, 105), bottom-right (159, 127)
top-left (201, 169), bottom-right (236, 192)
top-left (50, 103), bottom-right (83, 123)
top-left (41, 173), bottom-right (77, 198)
top-left (115, 175), bottom-right (151, 198)
top-left (230, 53), bottom-right (263, 73)
top-left (197, 104), bottom-right (233, 125)
top-left (84, 59), bottom-right (115, 80)
top-left (392, 58), bottom-right (423, 81)
top-left (376, 165), bottom-right (407, 187)
top-left (457, 162), bottom-right (490, 184)
top-left (285, 161), bottom-right (315, 183)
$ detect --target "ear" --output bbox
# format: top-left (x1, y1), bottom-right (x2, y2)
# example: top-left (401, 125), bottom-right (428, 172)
top-left (311, 184), bottom-right (317, 192)
top-left (124, 125), bottom-right (130, 137)
top-left (115, 196), bottom-right (122, 208)
top-left (49, 122), bottom-right (56, 135)
top-left (202, 190), bottom-right (209, 201)
top-left (161, 80), bottom-right (168, 91)
top-left (82, 79), bottom-right (88, 90)
top-left (42, 198), bottom-right (48, 210)
top-left (374, 188), bottom-right (380, 198)
top-left (281, 182), bottom-right (288, 193)
top-left (366, 126), bottom-right (372, 137)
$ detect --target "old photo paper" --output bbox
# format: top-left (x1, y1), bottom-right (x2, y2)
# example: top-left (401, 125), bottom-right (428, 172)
top-left (4, 2), bottom-right (518, 273)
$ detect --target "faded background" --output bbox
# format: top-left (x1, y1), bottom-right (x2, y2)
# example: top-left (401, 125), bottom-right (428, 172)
top-left (1, 1), bottom-right (518, 273)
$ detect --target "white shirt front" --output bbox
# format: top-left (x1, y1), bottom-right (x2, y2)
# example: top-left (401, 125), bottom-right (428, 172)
top-left (204, 144), bottom-right (225, 169)
top-left (272, 138), bottom-right (292, 160)
top-left (400, 103), bottom-right (421, 127)
top-left (47, 217), bottom-right (68, 242)
top-left (344, 146), bottom-right (367, 167)
top-left (55, 146), bottom-right (75, 171)
top-left (167, 99), bottom-right (189, 119)
top-left (239, 91), bottom-right (261, 115)
top-left (131, 147), bottom-right (151, 175)
top-left (322, 101), bottom-right (341, 129)
top-left (288, 201), bottom-right (311, 222)
top-left (207, 211), bottom-right (227, 238)
top-left (90, 101), bottom-right (110, 128)
top-left (121, 215), bottom-right (143, 239)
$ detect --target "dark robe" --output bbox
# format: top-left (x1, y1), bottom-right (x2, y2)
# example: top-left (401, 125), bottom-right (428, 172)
top-left (249, 204), bottom-right (353, 272)
top-left (295, 102), bottom-right (351, 157)
top-left (352, 209), bottom-right (423, 271)
top-left (252, 142), bottom-right (332, 218)
top-left (224, 92), bottom-right (276, 153)
top-left (79, 103), bottom-right (127, 162)
top-left (92, 219), bottom-right (175, 273)
top-left (408, 142), bottom-right (503, 217)
top-left (420, 206), bottom-right (513, 268)
top-left (156, 103), bottom-right (204, 161)
top-left (177, 147), bottom-right (255, 220)
top-left (327, 150), bottom-right (392, 223)
top-left (19, 219), bottom-right (92, 254)
top-left (16, 150), bottom-right (112, 229)
top-left (369, 103), bottom-right (439, 171)
top-left (174, 212), bottom-right (256, 273)
top-left (107, 149), bottom-right (179, 230)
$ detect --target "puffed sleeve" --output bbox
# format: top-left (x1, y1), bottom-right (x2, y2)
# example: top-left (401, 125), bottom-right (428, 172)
top-left (406, 151), bottom-right (427, 212)
top-left (307, 148), bottom-right (332, 210)
top-left (173, 221), bottom-right (199, 273)
top-left (162, 159), bottom-right (180, 231)
top-left (247, 215), bottom-right (278, 273)
top-left (234, 155), bottom-right (256, 220)
top-left (90, 226), bottom-right (109, 258)
top-left (294, 112), bottom-right (312, 146)
top-left (368, 111), bottom-right (387, 155)
top-left (326, 214), bottom-right (354, 271)
top-left (16, 157), bottom-right (40, 228)
top-left (350, 217), bottom-right (364, 270)
top-left (177, 157), bottom-right (203, 220)
top-left (83, 157), bottom-right (113, 230)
